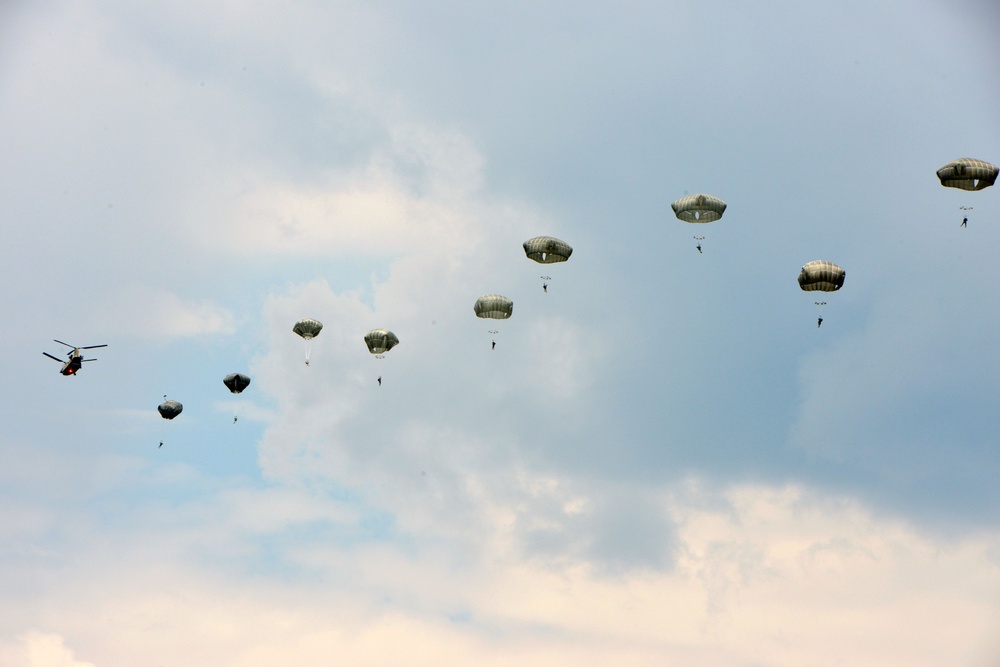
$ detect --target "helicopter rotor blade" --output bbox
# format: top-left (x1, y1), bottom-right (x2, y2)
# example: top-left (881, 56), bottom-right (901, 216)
top-left (79, 344), bottom-right (108, 350)
top-left (82, 358), bottom-right (98, 362)
top-left (43, 352), bottom-right (63, 362)
top-left (53, 339), bottom-right (74, 348)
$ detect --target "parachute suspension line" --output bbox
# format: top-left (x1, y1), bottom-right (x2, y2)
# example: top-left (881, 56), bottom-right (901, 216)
top-left (159, 395), bottom-right (167, 447)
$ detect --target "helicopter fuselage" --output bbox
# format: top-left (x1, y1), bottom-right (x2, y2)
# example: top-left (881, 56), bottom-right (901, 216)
top-left (43, 341), bottom-right (106, 376)
top-left (59, 355), bottom-right (85, 375)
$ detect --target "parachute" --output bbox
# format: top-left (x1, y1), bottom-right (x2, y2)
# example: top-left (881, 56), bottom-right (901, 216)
top-left (936, 158), bottom-right (998, 191)
top-left (223, 373), bottom-right (251, 394)
top-left (158, 398), bottom-right (183, 419)
top-left (474, 294), bottom-right (513, 320)
top-left (292, 318), bottom-right (323, 365)
top-left (523, 236), bottom-right (573, 264)
top-left (293, 318), bottom-right (323, 339)
top-left (364, 329), bottom-right (399, 386)
top-left (798, 260), bottom-right (846, 292)
top-left (671, 193), bottom-right (727, 223)
top-left (799, 261), bottom-right (845, 328)
top-left (157, 396), bottom-right (183, 447)
top-left (364, 329), bottom-right (400, 355)
top-left (223, 373), bottom-right (251, 423)
top-left (672, 194), bottom-right (726, 253)
top-left (475, 295), bottom-right (512, 350)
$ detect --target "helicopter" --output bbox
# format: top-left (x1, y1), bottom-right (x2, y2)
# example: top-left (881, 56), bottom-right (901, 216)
top-left (43, 340), bottom-right (107, 375)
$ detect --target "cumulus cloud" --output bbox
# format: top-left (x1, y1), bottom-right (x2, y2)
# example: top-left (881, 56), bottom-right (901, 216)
top-left (202, 125), bottom-right (486, 260)
top-left (247, 271), bottom-right (612, 567)
top-left (4, 481), bottom-right (998, 667)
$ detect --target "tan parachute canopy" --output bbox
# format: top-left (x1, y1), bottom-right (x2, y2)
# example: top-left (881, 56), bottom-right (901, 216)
top-left (798, 261), bottom-right (845, 292)
top-left (936, 158), bottom-right (998, 191)
top-left (292, 318), bottom-right (323, 339)
top-left (364, 329), bottom-right (400, 354)
top-left (523, 236), bottom-right (573, 264)
top-left (670, 193), bottom-right (727, 223)
top-left (474, 294), bottom-right (513, 319)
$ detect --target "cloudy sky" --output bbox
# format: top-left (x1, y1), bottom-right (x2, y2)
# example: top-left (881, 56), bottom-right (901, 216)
top-left (2, 1), bottom-right (999, 665)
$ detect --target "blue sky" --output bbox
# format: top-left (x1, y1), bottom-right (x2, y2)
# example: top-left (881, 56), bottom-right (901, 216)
top-left (1, 1), bottom-right (999, 665)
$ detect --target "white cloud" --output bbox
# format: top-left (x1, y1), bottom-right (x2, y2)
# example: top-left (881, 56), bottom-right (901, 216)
top-left (0, 632), bottom-right (96, 667)
top-left (91, 286), bottom-right (235, 339)
top-left (4, 481), bottom-right (998, 667)
top-left (191, 113), bottom-right (489, 261)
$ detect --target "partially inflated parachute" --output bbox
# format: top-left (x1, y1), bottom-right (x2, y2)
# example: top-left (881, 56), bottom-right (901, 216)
top-left (523, 236), bottom-right (573, 264)
top-left (936, 158), bottom-right (998, 191)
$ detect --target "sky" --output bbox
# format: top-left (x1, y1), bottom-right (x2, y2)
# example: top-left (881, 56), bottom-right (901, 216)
top-left (1, 1), bottom-right (999, 665)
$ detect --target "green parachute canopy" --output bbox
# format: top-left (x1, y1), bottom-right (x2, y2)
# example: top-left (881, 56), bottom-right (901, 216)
top-left (364, 329), bottom-right (400, 355)
top-left (292, 318), bottom-right (323, 339)
top-left (474, 294), bottom-right (513, 320)
top-left (798, 260), bottom-right (845, 292)
top-left (223, 373), bottom-right (251, 394)
top-left (671, 193), bottom-right (727, 223)
top-left (523, 236), bottom-right (573, 264)
top-left (936, 158), bottom-right (998, 191)
top-left (158, 398), bottom-right (183, 420)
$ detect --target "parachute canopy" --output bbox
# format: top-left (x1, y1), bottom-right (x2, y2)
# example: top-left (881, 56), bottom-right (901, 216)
top-left (474, 294), bottom-right (513, 320)
top-left (158, 399), bottom-right (183, 420)
top-left (671, 193), bottom-right (727, 223)
top-left (798, 261), bottom-right (845, 292)
top-left (936, 158), bottom-right (998, 191)
top-left (364, 329), bottom-right (400, 354)
top-left (523, 236), bottom-right (573, 264)
top-left (223, 373), bottom-right (251, 394)
top-left (292, 318), bottom-right (323, 340)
